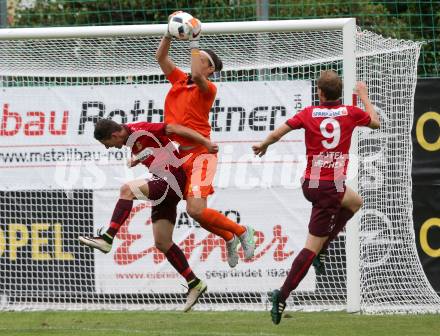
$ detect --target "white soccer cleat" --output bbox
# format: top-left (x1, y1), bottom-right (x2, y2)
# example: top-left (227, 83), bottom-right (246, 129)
top-left (79, 235), bottom-right (112, 254)
top-left (239, 226), bottom-right (256, 260)
top-left (183, 280), bottom-right (207, 312)
top-left (226, 236), bottom-right (239, 268)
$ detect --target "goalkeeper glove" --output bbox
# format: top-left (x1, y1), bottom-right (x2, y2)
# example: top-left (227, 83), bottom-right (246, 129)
top-left (164, 29), bottom-right (172, 39)
top-left (164, 11), bottom-right (183, 39)
top-left (187, 18), bottom-right (201, 49)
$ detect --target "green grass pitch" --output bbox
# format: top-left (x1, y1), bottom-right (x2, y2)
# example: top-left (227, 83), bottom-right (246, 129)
top-left (0, 311), bottom-right (438, 336)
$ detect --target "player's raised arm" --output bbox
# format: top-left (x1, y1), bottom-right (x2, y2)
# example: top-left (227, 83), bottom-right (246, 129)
top-left (252, 123), bottom-right (293, 157)
top-left (155, 12), bottom-right (179, 76)
top-left (187, 18), bottom-right (211, 92)
top-left (165, 123), bottom-right (218, 153)
top-left (355, 82), bottom-right (380, 129)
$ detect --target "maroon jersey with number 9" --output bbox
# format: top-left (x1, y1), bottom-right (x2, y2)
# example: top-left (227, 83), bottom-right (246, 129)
top-left (286, 100), bottom-right (371, 181)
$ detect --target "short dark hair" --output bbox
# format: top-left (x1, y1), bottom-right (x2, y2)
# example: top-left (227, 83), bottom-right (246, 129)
top-left (203, 49), bottom-right (223, 73)
top-left (94, 119), bottom-right (122, 141)
top-left (317, 70), bottom-right (342, 101)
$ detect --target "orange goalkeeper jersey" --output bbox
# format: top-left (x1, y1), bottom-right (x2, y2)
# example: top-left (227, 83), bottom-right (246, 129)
top-left (164, 67), bottom-right (217, 147)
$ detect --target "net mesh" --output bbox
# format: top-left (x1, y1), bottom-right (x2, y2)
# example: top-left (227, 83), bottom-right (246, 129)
top-left (0, 23), bottom-right (438, 313)
top-left (356, 29), bottom-right (440, 313)
top-left (0, 30), bottom-right (344, 80)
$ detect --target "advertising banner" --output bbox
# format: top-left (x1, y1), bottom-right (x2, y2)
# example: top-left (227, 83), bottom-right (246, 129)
top-left (412, 78), bottom-right (440, 294)
top-left (93, 188), bottom-right (314, 293)
top-left (0, 189), bottom-right (94, 295)
top-left (1, 80), bottom-right (315, 295)
top-left (0, 80), bottom-right (311, 190)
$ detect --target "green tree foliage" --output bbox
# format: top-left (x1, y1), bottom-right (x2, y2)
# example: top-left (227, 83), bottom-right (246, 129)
top-left (11, 0), bottom-right (256, 26)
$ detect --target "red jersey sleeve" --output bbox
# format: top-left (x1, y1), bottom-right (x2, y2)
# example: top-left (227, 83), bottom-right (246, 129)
top-left (350, 106), bottom-right (371, 127)
top-left (126, 122), bottom-right (166, 137)
top-left (286, 108), bottom-right (307, 129)
top-left (167, 67), bottom-right (187, 85)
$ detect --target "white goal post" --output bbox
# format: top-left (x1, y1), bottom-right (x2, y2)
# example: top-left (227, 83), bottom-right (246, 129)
top-left (0, 18), bottom-right (438, 314)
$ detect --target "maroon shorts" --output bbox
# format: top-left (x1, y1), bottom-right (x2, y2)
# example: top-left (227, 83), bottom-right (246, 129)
top-left (147, 167), bottom-right (186, 223)
top-left (302, 179), bottom-right (346, 237)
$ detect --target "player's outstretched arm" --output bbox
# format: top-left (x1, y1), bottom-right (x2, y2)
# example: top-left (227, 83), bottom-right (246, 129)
top-left (252, 123), bottom-right (292, 157)
top-left (187, 18), bottom-right (210, 92)
top-left (355, 82), bottom-right (380, 129)
top-left (155, 12), bottom-right (179, 76)
top-left (166, 123), bottom-right (218, 153)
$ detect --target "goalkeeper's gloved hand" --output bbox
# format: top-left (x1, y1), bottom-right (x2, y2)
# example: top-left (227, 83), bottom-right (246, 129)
top-left (164, 11), bottom-right (183, 39)
top-left (164, 28), bottom-right (172, 39)
top-left (187, 18), bottom-right (201, 49)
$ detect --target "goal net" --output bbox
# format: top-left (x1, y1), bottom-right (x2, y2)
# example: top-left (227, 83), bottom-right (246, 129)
top-left (0, 19), bottom-right (438, 313)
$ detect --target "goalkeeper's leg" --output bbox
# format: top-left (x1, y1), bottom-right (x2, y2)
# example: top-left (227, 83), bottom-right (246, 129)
top-left (187, 197), bottom-right (256, 267)
top-left (183, 149), bottom-right (256, 265)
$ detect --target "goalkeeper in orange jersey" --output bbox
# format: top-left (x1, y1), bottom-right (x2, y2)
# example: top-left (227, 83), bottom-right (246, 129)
top-left (156, 12), bottom-right (256, 268)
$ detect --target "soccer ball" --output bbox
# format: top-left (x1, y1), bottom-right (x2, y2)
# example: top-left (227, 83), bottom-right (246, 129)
top-left (168, 12), bottom-right (194, 40)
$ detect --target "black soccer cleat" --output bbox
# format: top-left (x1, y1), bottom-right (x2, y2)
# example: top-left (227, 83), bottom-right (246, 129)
top-left (270, 289), bottom-right (286, 325)
top-left (312, 250), bottom-right (327, 275)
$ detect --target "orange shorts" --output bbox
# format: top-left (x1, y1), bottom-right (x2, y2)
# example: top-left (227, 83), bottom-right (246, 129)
top-left (179, 146), bottom-right (217, 199)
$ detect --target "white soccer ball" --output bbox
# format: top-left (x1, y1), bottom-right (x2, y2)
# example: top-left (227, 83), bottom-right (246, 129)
top-left (168, 12), bottom-right (194, 40)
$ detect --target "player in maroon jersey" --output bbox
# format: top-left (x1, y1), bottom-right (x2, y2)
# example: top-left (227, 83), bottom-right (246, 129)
top-left (79, 119), bottom-right (218, 312)
top-left (252, 70), bottom-right (380, 324)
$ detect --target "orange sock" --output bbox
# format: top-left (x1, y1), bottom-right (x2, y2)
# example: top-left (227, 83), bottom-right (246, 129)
top-left (199, 221), bottom-right (233, 241)
top-left (200, 208), bottom-right (246, 237)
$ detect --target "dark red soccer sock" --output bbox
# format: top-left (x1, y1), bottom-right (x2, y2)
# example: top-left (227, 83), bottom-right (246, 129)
top-left (104, 199), bottom-right (133, 242)
top-left (321, 207), bottom-right (354, 251)
top-left (165, 243), bottom-right (197, 284)
top-left (280, 248), bottom-right (316, 302)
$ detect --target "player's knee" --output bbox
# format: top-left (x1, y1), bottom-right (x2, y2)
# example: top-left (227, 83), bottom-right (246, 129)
top-left (119, 183), bottom-right (134, 199)
top-left (186, 204), bottom-right (203, 221)
top-left (351, 195), bottom-right (363, 213)
top-left (154, 240), bottom-right (172, 253)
